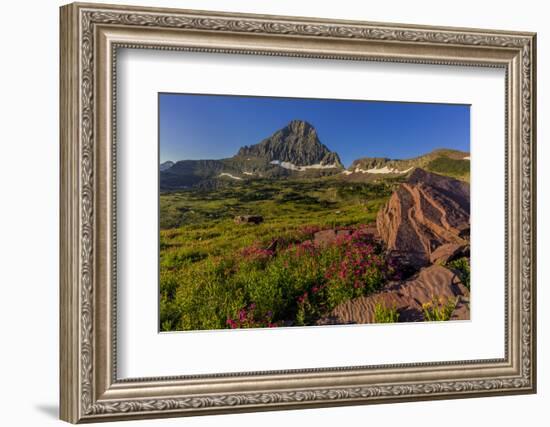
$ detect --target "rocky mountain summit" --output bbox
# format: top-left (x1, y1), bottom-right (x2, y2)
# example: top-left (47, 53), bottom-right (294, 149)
top-left (237, 120), bottom-right (342, 168)
top-left (161, 120), bottom-right (343, 189)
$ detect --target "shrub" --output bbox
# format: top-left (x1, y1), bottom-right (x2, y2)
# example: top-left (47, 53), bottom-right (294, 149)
top-left (226, 303), bottom-right (281, 329)
top-left (422, 296), bottom-right (457, 322)
top-left (374, 302), bottom-right (400, 323)
top-left (447, 257), bottom-right (470, 290)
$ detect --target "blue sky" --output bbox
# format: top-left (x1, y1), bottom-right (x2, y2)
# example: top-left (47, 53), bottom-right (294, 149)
top-left (159, 93), bottom-right (470, 167)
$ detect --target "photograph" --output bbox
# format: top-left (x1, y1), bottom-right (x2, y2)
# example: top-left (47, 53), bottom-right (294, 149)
top-left (159, 94), bottom-right (471, 332)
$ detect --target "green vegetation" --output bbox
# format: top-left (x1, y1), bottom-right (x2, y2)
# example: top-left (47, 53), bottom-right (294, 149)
top-left (160, 178), bottom-right (396, 331)
top-left (426, 156), bottom-right (470, 181)
top-left (421, 296), bottom-right (458, 322)
top-left (374, 302), bottom-right (400, 323)
top-left (160, 178), bottom-right (394, 229)
top-left (447, 257), bottom-right (471, 290)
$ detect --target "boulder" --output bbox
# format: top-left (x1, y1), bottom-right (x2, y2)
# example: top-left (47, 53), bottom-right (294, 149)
top-left (313, 229), bottom-right (352, 246)
top-left (318, 264), bottom-right (470, 324)
top-left (313, 225), bottom-right (379, 247)
top-left (376, 168), bottom-right (469, 268)
top-left (234, 215), bottom-right (263, 225)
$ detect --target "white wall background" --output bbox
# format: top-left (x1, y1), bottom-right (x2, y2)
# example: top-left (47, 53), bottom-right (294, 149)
top-left (0, 0), bottom-right (545, 426)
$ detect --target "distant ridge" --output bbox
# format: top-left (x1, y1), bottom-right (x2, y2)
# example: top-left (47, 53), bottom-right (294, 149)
top-left (160, 121), bottom-right (470, 190)
top-left (160, 160), bottom-right (174, 172)
top-left (342, 149), bottom-right (470, 181)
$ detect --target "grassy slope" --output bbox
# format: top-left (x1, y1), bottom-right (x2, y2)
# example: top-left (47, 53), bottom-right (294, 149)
top-left (160, 178), bottom-right (395, 246)
top-left (159, 178), bottom-right (396, 331)
top-left (426, 157), bottom-right (470, 182)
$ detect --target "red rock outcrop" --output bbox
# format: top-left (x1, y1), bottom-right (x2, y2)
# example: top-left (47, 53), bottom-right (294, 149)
top-left (376, 168), bottom-right (470, 268)
top-left (313, 225), bottom-right (379, 247)
top-left (318, 264), bottom-right (470, 324)
top-left (430, 242), bottom-right (469, 265)
top-left (313, 229), bottom-right (353, 246)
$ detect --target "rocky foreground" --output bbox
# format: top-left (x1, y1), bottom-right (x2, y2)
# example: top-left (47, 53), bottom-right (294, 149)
top-left (318, 265), bottom-right (469, 324)
top-left (321, 168), bottom-right (471, 323)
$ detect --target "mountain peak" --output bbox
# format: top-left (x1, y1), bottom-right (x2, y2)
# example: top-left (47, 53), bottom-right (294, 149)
top-left (236, 120), bottom-right (342, 167)
top-left (286, 119), bottom-right (315, 136)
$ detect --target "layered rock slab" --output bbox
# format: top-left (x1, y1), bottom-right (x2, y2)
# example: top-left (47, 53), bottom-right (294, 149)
top-left (318, 264), bottom-right (470, 324)
top-left (376, 168), bottom-right (470, 268)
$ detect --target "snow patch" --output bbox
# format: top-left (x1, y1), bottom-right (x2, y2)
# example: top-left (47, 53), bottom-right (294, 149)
top-left (341, 170), bottom-right (353, 175)
top-left (218, 173), bottom-right (243, 180)
top-left (270, 160), bottom-right (339, 171)
top-left (352, 166), bottom-right (413, 174)
top-left (463, 156), bottom-right (470, 160)
top-left (242, 171), bottom-right (254, 176)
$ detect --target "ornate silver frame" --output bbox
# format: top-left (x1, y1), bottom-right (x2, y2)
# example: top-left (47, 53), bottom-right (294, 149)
top-left (60, 2), bottom-right (537, 423)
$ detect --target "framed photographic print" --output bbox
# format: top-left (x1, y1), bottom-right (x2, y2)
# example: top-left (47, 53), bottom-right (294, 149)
top-left (60, 2), bottom-right (537, 423)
